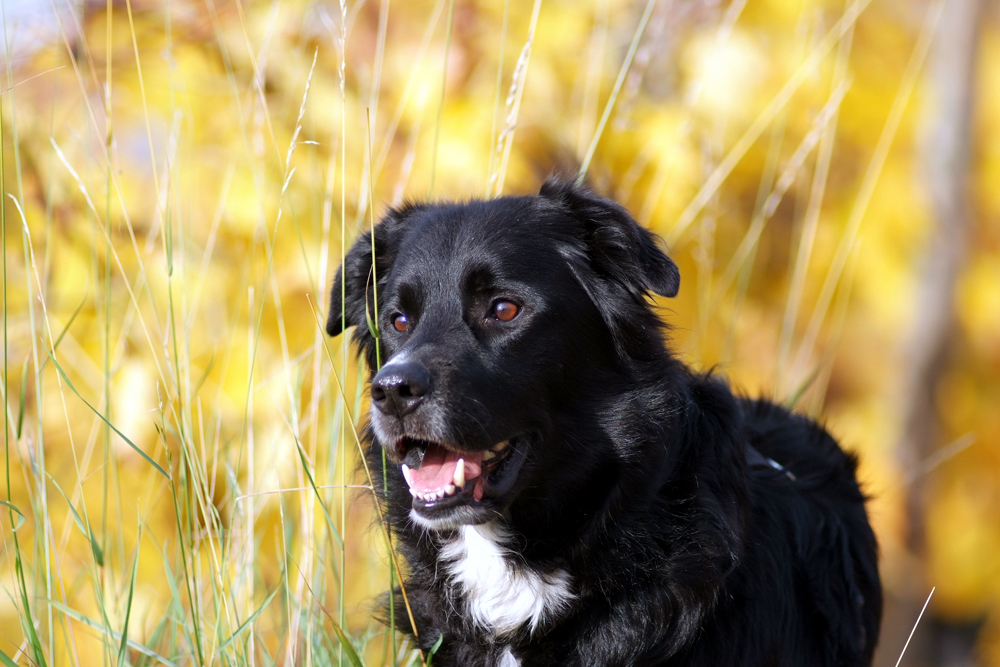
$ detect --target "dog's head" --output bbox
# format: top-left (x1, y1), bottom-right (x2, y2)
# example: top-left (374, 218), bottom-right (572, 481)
top-left (327, 180), bottom-right (679, 530)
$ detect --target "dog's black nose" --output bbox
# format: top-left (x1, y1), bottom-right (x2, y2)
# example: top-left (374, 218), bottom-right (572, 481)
top-left (371, 362), bottom-right (432, 417)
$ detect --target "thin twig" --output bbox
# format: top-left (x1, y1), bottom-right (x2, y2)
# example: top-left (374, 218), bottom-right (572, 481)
top-left (894, 587), bottom-right (935, 667)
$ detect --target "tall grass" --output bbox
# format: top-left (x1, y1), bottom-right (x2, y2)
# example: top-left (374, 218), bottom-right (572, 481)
top-left (1, 2), bottom-right (413, 664)
top-left (0, 0), bottom-right (965, 665)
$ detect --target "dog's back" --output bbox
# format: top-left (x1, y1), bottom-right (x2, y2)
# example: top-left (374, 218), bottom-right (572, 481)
top-left (659, 398), bottom-right (882, 667)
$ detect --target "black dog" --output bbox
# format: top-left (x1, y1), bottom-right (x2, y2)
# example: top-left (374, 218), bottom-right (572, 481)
top-left (327, 181), bottom-right (881, 666)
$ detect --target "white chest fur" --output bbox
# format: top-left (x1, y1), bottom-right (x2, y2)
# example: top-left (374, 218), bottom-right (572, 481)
top-left (440, 523), bottom-right (575, 637)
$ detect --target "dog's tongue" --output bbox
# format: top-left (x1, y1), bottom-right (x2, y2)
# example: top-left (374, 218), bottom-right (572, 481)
top-left (409, 444), bottom-right (482, 493)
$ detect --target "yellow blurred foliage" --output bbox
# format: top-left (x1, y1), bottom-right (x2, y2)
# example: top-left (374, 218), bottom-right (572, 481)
top-left (0, 0), bottom-right (998, 665)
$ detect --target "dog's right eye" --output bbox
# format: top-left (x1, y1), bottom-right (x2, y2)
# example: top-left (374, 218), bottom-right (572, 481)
top-left (492, 300), bottom-right (520, 322)
top-left (391, 313), bottom-right (409, 333)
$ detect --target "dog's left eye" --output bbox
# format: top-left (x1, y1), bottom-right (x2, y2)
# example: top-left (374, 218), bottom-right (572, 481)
top-left (492, 300), bottom-right (520, 322)
top-left (391, 313), bottom-right (409, 332)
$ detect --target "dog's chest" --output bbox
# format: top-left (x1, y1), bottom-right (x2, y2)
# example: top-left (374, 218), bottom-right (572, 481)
top-left (440, 524), bottom-right (574, 639)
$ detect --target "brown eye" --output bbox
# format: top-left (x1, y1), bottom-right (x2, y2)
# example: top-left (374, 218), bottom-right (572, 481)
top-left (493, 300), bottom-right (520, 322)
top-left (392, 313), bottom-right (409, 333)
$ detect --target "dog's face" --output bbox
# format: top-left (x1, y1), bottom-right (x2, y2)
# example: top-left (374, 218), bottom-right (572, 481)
top-left (327, 181), bottom-right (679, 530)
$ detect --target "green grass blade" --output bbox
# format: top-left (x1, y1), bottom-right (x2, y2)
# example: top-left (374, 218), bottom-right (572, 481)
top-left (135, 611), bottom-right (170, 667)
top-left (49, 601), bottom-right (178, 667)
top-left (2, 73), bottom-right (46, 667)
top-left (47, 351), bottom-right (170, 480)
top-left (15, 354), bottom-right (28, 439)
top-left (46, 473), bottom-right (103, 566)
top-left (425, 633), bottom-right (445, 667)
top-left (213, 582), bottom-right (280, 657)
top-left (37, 293), bottom-right (88, 374)
top-left (0, 500), bottom-right (24, 531)
top-left (158, 542), bottom-right (198, 658)
top-left (118, 528), bottom-right (142, 667)
top-left (46, 473), bottom-right (86, 535)
top-left (0, 649), bottom-right (17, 667)
top-left (191, 354), bottom-right (216, 396)
top-left (784, 364), bottom-right (822, 410)
top-left (291, 435), bottom-right (344, 550)
top-left (12, 546), bottom-right (45, 666)
top-left (577, 0), bottom-right (657, 183)
top-left (328, 617), bottom-right (365, 667)
top-left (89, 528), bottom-right (106, 568)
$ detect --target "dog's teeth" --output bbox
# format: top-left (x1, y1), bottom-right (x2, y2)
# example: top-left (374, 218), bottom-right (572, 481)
top-left (454, 458), bottom-right (466, 489)
top-left (409, 488), bottom-right (418, 498)
top-left (445, 484), bottom-right (456, 496)
top-left (491, 441), bottom-right (509, 452)
top-left (482, 450), bottom-right (496, 461)
top-left (401, 464), bottom-right (414, 488)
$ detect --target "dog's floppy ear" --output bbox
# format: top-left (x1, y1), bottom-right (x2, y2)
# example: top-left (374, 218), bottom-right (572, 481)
top-left (539, 179), bottom-right (680, 299)
top-left (541, 179), bottom-right (680, 362)
top-left (326, 205), bottom-right (418, 361)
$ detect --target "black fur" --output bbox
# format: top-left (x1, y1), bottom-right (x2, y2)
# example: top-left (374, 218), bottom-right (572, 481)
top-left (327, 180), bottom-right (881, 666)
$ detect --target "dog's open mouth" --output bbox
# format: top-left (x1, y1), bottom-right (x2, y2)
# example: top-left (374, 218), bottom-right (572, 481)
top-left (399, 436), bottom-right (526, 514)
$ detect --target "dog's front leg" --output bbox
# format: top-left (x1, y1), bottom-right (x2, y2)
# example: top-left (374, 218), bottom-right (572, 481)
top-left (388, 587), bottom-right (507, 666)
top-left (551, 590), bottom-right (698, 667)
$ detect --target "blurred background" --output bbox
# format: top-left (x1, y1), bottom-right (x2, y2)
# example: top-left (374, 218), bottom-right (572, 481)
top-left (0, 0), bottom-right (998, 665)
